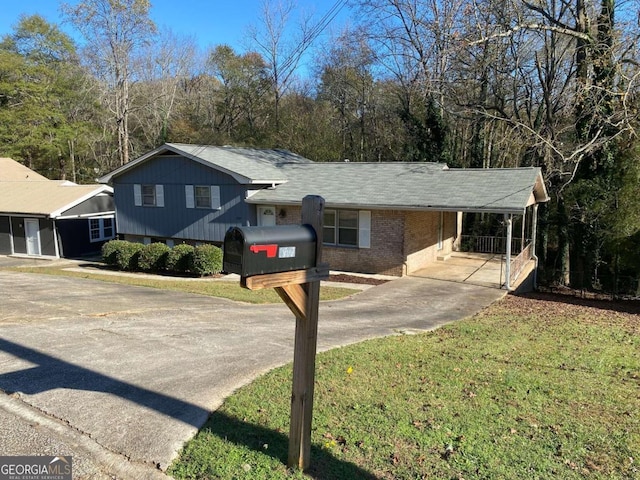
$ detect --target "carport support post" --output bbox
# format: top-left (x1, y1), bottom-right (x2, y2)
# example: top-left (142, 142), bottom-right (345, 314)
top-left (288, 195), bottom-right (324, 470)
top-left (504, 214), bottom-right (512, 290)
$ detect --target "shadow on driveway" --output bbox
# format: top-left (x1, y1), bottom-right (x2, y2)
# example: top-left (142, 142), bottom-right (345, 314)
top-left (0, 337), bottom-right (210, 428)
top-left (0, 337), bottom-right (379, 479)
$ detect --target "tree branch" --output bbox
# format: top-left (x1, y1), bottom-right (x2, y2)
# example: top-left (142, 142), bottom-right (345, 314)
top-left (467, 23), bottom-right (591, 46)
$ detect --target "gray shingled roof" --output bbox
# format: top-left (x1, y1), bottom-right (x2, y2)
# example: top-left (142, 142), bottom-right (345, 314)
top-left (98, 143), bottom-right (312, 184)
top-left (246, 163), bottom-right (548, 214)
top-left (98, 144), bottom-right (549, 213)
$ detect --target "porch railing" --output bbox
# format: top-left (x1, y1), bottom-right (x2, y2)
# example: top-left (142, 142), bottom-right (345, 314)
top-left (458, 235), bottom-right (528, 255)
top-left (510, 242), bottom-right (533, 284)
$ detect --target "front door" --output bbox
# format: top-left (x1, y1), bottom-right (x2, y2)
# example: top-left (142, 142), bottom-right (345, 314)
top-left (24, 219), bottom-right (41, 256)
top-left (257, 206), bottom-right (276, 226)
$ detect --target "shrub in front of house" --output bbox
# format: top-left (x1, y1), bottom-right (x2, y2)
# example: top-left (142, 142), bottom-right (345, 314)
top-left (189, 244), bottom-right (223, 276)
top-left (137, 242), bottom-right (171, 272)
top-left (166, 243), bottom-right (194, 274)
top-left (115, 241), bottom-right (144, 271)
top-left (101, 239), bottom-right (127, 266)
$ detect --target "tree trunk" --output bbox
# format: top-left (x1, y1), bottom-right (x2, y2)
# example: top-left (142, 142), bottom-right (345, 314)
top-left (68, 139), bottom-right (76, 183)
top-left (557, 197), bottom-right (571, 285)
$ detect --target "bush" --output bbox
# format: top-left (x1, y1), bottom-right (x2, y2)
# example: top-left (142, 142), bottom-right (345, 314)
top-left (166, 243), bottom-right (194, 274)
top-left (137, 242), bottom-right (171, 272)
top-left (101, 239), bottom-right (127, 266)
top-left (190, 244), bottom-right (223, 276)
top-left (115, 241), bottom-right (144, 271)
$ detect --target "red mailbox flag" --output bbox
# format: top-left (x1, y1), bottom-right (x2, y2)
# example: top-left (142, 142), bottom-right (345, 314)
top-left (249, 244), bottom-right (278, 258)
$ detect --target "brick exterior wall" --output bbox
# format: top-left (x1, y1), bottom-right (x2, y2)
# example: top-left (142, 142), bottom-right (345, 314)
top-left (272, 205), bottom-right (456, 277)
top-left (404, 211), bottom-right (456, 274)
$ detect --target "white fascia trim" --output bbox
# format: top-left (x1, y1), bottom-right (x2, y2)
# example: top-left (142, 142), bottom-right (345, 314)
top-left (49, 186), bottom-right (113, 219)
top-left (55, 211), bottom-right (116, 220)
top-left (245, 198), bottom-right (527, 215)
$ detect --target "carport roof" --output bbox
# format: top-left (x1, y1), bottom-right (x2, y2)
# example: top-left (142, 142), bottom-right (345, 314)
top-left (246, 162), bottom-right (549, 214)
top-left (0, 181), bottom-right (113, 218)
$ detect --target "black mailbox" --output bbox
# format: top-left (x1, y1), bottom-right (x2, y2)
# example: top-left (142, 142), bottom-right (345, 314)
top-left (223, 225), bottom-right (317, 276)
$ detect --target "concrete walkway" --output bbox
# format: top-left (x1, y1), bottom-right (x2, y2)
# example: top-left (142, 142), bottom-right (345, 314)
top-left (0, 263), bottom-right (504, 479)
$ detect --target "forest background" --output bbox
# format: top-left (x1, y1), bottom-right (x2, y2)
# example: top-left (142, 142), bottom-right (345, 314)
top-left (1, 0), bottom-right (639, 293)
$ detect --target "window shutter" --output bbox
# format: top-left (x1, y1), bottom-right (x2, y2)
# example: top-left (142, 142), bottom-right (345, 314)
top-left (185, 185), bottom-right (195, 209)
top-left (134, 184), bottom-right (142, 206)
top-left (358, 211), bottom-right (371, 248)
top-left (156, 185), bottom-right (164, 207)
top-left (211, 185), bottom-right (221, 210)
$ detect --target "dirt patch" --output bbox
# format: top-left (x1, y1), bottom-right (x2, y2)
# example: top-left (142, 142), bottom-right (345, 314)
top-left (329, 274), bottom-right (390, 286)
top-left (503, 291), bottom-right (640, 332)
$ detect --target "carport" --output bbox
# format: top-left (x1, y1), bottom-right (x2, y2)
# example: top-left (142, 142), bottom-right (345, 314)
top-left (436, 174), bottom-right (549, 291)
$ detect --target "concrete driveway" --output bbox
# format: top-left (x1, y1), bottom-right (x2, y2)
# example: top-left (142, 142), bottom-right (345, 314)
top-left (0, 264), bottom-right (504, 478)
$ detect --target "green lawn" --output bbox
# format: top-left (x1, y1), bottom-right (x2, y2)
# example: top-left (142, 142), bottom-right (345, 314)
top-left (168, 294), bottom-right (639, 480)
top-left (7, 266), bottom-right (359, 303)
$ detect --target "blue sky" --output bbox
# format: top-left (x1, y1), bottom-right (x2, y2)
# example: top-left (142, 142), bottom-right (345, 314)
top-left (0, 0), bottom-right (351, 52)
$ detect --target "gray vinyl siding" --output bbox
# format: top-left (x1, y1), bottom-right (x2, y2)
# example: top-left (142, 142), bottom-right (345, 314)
top-left (11, 217), bottom-right (25, 254)
top-left (62, 194), bottom-right (114, 217)
top-left (113, 155), bottom-right (256, 242)
top-left (0, 216), bottom-right (11, 254)
top-left (40, 218), bottom-right (56, 256)
top-left (9, 217), bottom-right (55, 255)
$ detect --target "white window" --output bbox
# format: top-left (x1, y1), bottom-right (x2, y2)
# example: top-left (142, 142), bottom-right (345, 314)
top-left (134, 184), bottom-right (164, 207)
top-left (142, 185), bottom-right (156, 206)
top-left (323, 210), bottom-right (371, 248)
top-left (186, 185), bottom-right (221, 210)
top-left (195, 186), bottom-right (211, 208)
top-left (89, 217), bottom-right (115, 242)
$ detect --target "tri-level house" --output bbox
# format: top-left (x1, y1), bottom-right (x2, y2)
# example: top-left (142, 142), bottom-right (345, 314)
top-left (98, 143), bottom-right (549, 289)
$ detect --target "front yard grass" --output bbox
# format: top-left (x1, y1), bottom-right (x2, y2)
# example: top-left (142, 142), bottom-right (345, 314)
top-left (168, 293), bottom-right (639, 480)
top-left (7, 266), bottom-right (358, 303)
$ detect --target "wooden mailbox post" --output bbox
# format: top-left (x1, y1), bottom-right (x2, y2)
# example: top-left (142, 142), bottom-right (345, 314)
top-left (223, 195), bottom-right (327, 470)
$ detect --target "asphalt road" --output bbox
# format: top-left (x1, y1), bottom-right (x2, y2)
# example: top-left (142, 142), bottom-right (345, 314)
top-left (0, 263), bottom-right (504, 479)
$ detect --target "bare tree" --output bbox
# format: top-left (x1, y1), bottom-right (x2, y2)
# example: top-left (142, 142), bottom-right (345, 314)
top-left (63, 0), bottom-right (156, 166)
top-left (246, 0), bottom-right (314, 135)
top-left (133, 28), bottom-right (198, 150)
top-left (316, 30), bottom-right (376, 161)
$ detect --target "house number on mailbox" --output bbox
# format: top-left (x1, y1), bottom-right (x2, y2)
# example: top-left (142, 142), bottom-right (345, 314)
top-left (248, 244), bottom-right (297, 259)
